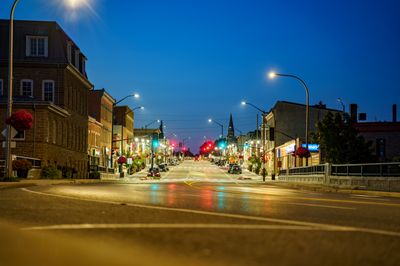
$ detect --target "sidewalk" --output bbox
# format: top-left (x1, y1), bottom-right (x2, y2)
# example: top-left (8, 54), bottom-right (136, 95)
top-left (0, 178), bottom-right (111, 190)
top-left (262, 180), bottom-right (400, 198)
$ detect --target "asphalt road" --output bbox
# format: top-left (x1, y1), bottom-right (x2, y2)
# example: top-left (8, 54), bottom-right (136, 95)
top-left (1, 160), bottom-right (400, 266)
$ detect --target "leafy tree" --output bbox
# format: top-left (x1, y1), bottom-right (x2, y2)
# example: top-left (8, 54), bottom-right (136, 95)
top-left (312, 112), bottom-right (375, 164)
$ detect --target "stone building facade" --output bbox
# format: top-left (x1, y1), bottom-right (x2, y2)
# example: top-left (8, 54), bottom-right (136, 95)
top-left (0, 20), bottom-right (92, 177)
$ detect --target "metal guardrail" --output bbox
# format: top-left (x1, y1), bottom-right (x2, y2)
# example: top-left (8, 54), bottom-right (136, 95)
top-left (283, 162), bottom-right (400, 177)
top-left (286, 164), bottom-right (326, 175)
top-left (331, 162), bottom-right (400, 177)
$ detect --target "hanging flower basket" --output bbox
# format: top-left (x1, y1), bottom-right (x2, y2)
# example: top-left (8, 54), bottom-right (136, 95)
top-left (5, 110), bottom-right (33, 131)
top-left (117, 156), bottom-right (127, 164)
top-left (294, 147), bottom-right (311, 158)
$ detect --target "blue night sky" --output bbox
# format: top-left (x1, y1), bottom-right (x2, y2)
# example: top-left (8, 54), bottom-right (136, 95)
top-left (2, 0), bottom-right (400, 152)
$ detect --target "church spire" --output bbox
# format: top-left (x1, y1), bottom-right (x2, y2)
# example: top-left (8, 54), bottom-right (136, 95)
top-left (227, 113), bottom-right (235, 140)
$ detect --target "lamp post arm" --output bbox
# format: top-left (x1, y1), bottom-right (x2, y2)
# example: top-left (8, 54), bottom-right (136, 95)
top-left (276, 73), bottom-right (309, 144)
top-left (246, 102), bottom-right (267, 115)
top-left (275, 74), bottom-right (309, 104)
top-left (115, 94), bottom-right (136, 105)
top-left (213, 121), bottom-right (224, 137)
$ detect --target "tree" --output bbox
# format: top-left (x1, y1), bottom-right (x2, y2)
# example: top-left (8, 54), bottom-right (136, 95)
top-left (312, 112), bottom-right (375, 164)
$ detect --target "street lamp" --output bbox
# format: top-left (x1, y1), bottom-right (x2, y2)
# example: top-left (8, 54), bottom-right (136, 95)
top-left (241, 101), bottom-right (268, 181)
top-left (208, 118), bottom-right (224, 137)
top-left (144, 119), bottom-right (160, 129)
top-left (119, 106), bottom-right (144, 155)
top-left (111, 93), bottom-right (140, 168)
top-left (269, 71), bottom-right (310, 165)
top-left (241, 101), bottom-right (267, 115)
top-left (5, 0), bottom-right (87, 178)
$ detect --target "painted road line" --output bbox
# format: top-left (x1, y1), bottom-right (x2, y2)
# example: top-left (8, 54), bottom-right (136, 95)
top-left (21, 187), bottom-right (400, 237)
top-left (287, 202), bottom-right (356, 210)
top-left (21, 223), bottom-right (319, 231)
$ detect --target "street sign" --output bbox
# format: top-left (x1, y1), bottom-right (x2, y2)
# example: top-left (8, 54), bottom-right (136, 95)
top-left (2, 141), bottom-right (16, 148)
top-left (1, 127), bottom-right (18, 139)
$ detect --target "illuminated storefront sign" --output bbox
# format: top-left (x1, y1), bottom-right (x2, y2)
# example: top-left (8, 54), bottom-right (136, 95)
top-left (285, 144), bottom-right (296, 153)
top-left (302, 143), bottom-right (319, 152)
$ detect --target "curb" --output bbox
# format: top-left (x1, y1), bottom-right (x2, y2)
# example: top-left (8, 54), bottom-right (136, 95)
top-left (264, 181), bottom-right (400, 198)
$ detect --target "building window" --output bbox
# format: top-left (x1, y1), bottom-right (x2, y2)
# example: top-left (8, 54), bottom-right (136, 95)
top-left (26, 36), bottom-right (48, 57)
top-left (67, 42), bottom-right (72, 63)
top-left (74, 50), bottom-right (80, 70)
top-left (42, 80), bottom-right (55, 102)
top-left (82, 58), bottom-right (86, 76)
top-left (13, 130), bottom-right (25, 140)
top-left (0, 79), bottom-right (3, 95)
top-left (52, 120), bottom-right (57, 144)
top-left (376, 138), bottom-right (386, 158)
top-left (20, 79), bottom-right (33, 97)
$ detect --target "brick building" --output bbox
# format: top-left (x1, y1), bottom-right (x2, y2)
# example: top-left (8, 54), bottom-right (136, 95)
top-left (351, 104), bottom-right (400, 161)
top-left (0, 20), bottom-right (93, 177)
top-left (88, 89), bottom-right (115, 171)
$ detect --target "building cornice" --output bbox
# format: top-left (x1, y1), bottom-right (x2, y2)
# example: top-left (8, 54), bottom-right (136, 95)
top-left (65, 65), bottom-right (93, 89)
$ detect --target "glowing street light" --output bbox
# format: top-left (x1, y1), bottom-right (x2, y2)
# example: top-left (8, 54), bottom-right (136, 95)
top-left (268, 70), bottom-right (310, 165)
top-left (208, 118), bottom-right (224, 137)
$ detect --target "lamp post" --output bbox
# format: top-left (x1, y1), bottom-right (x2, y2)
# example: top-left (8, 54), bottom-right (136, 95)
top-left (120, 106), bottom-right (144, 155)
top-left (144, 119), bottom-right (160, 129)
top-left (5, 0), bottom-right (20, 178)
top-left (5, 0), bottom-right (85, 178)
top-left (241, 101), bottom-right (267, 181)
top-left (269, 71), bottom-right (310, 165)
top-left (111, 93), bottom-right (140, 169)
top-left (208, 119), bottom-right (224, 138)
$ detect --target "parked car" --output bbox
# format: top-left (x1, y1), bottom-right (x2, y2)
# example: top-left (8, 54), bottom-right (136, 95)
top-left (147, 167), bottom-right (161, 178)
top-left (158, 163), bottom-right (169, 172)
top-left (228, 164), bottom-right (242, 174)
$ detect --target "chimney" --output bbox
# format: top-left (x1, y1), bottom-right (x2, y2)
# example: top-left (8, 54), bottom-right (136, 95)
top-left (350, 104), bottom-right (358, 123)
top-left (393, 104), bottom-right (397, 122)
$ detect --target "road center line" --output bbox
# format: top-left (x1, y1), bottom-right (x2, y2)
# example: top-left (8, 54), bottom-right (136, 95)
top-left (21, 187), bottom-right (400, 237)
top-left (22, 223), bottom-right (317, 231)
top-left (286, 202), bottom-right (356, 210)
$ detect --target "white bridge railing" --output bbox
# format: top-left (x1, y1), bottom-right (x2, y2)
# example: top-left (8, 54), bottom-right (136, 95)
top-left (278, 162), bottom-right (400, 192)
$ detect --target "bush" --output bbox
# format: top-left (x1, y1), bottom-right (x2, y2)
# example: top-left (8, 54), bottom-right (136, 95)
top-left (41, 165), bottom-right (62, 179)
top-left (59, 166), bottom-right (74, 178)
top-left (89, 172), bottom-right (101, 179)
top-left (0, 176), bottom-right (20, 182)
top-left (255, 166), bottom-right (261, 175)
top-left (248, 165), bottom-right (253, 172)
top-left (12, 159), bottom-right (32, 178)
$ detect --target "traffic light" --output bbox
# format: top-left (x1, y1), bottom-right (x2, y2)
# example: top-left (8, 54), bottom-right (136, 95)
top-left (217, 139), bottom-right (227, 149)
top-left (152, 133), bottom-right (159, 148)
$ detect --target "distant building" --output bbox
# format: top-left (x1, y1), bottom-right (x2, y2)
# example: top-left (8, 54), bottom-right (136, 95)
top-left (113, 105), bottom-right (134, 156)
top-left (351, 104), bottom-right (400, 162)
top-left (227, 113), bottom-right (236, 144)
top-left (88, 88), bottom-right (115, 171)
top-left (0, 20), bottom-right (93, 177)
top-left (263, 101), bottom-right (341, 175)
